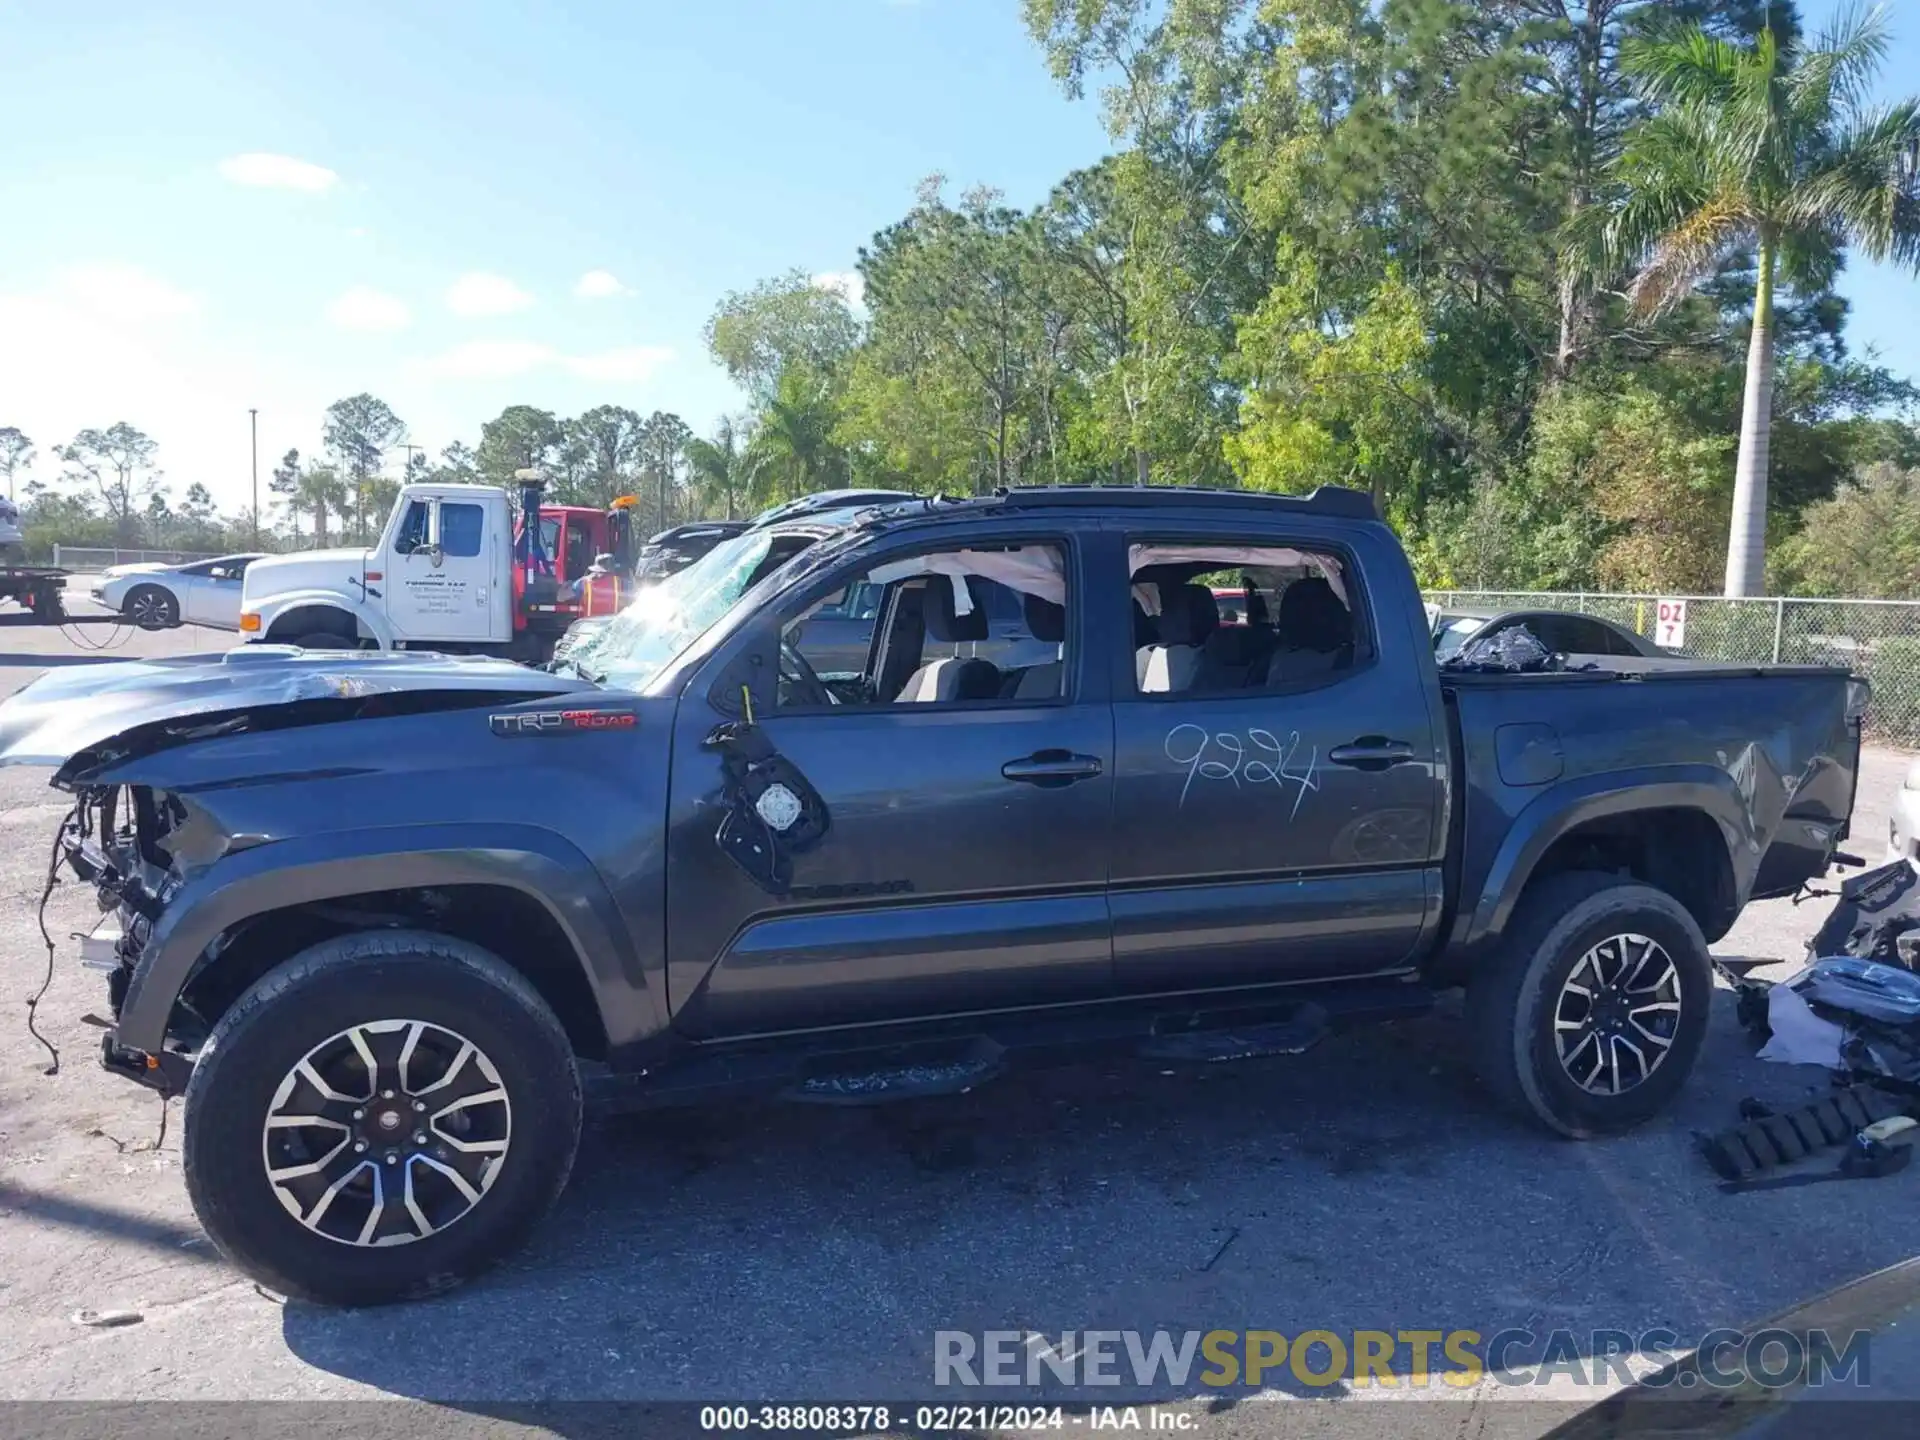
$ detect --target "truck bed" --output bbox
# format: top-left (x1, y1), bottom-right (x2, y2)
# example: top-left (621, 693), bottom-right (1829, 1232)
top-left (1439, 657), bottom-right (1863, 965)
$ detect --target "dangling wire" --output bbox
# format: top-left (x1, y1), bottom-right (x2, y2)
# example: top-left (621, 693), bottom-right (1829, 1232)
top-left (26, 803), bottom-right (77, 1075)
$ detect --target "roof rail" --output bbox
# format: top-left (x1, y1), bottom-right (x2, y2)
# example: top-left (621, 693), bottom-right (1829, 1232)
top-left (989, 484), bottom-right (1378, 520)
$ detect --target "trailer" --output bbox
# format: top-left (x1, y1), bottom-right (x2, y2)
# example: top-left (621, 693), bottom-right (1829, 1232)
top-left (0, 566), bottom-right (73, 620)
top-left (0, 567), bottom-right (129, 628)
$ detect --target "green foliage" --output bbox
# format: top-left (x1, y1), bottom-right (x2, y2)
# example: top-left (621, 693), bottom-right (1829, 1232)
top-left (704, 270), bottom-right (863, 408)
top-left (1776, 462), bottom-right (1920, 599)
top-left (476, 405), bottom-right (563, 487)
top-left (1227, 263), bottom-right (1434, 511)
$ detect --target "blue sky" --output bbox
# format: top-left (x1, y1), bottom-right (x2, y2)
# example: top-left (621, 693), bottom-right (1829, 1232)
top-left (1, 0), bottom-right (1916, 514)
top-left (0, 0), bottom-right (1111, 509)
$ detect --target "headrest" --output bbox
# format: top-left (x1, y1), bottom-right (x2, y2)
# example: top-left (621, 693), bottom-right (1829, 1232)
top-left (1277, 577), bottom-right (1351, 652)
top-left (1024, 592), bottom-right (1066, 644)
top-left (924, 577), bottom-right (988, 643)
top-left (1158, 583), bottom-right (1220, 648)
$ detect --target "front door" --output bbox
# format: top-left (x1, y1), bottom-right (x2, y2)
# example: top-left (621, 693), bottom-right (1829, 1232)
top-left (185, 557), bottom-right (253, 628)
top-left (662, 528), bottom-right (1116, 1039)
top-left (1104, 528), bottom-right (1446, 994)
top-left (387, 497), bottom-right (499, 643)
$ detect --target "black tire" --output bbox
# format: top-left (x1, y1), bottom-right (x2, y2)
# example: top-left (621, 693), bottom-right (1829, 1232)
top-left (1467, 871), bottom-right (1712, 1138)
top-left (182, 931), bottom-right (582, 1306)
top-left (123, 583), bottom-right (179, 629)
top-left (291, 630), bottom-right (353, 649)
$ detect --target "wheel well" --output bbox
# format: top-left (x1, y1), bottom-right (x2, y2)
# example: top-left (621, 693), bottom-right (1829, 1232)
top-left (176, 884), bottom-right (609, 1061)
top-left (1524, 807), bottom-right (1737, 943)
top-left (265, 605), bottom-right (358, 643)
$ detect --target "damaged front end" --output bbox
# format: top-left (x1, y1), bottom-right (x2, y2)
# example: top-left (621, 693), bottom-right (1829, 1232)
top-left (57, 784), bottom-right (200, 1094)
top-left (4, 647), bottom-right (597, 1095)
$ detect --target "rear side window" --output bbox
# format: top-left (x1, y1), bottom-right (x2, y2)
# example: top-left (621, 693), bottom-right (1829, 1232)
top-left (1127, 541), bottom-right (1363, 697)
top-left (440, 502), bottom-right (484, 558)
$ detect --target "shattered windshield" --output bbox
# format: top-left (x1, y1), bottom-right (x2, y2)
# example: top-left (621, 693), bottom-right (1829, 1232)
top-left (589, 529), bottom-right (778, 691)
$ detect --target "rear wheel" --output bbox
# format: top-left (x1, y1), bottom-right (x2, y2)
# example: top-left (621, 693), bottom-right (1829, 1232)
top-left (124, 583), bottom-right (179, 629)
top-left (182, 931), bottom-right (582, 1306)
top-left (1468, 871), bottom-right (1711, 1138)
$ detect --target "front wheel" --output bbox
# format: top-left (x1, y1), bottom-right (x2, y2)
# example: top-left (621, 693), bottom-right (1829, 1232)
top-left (1468, 872), bottom-right (1712, 1138)
top-left (123, 583), bottom-right (179, 629)
top-left (182, 932), bottom-right (582, 1306)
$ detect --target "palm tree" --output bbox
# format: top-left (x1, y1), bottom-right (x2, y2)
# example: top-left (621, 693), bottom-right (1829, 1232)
top-left (294, 463), bottom-right (349, 547)
top-left (748, 369), bottom-right (847, 502)
top-left (1595, 4), bottom-right (1920, 596)
top-left (685, 416), bottom-right (766, 520)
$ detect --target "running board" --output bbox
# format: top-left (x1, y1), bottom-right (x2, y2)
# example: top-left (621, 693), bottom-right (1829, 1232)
top-left (785, 1039), bottom-right (1006, 1105)
top-left (1140, 1003), bottom-right (1329, 1063)
top-left (584, 976), bottom-right (1434, 1113)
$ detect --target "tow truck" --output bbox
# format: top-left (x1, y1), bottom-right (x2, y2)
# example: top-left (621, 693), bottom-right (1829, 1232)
top-left (238, 470), bottom-right (642, 662)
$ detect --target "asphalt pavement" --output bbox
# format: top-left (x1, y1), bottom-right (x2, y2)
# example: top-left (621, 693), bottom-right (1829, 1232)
top-left (0, 588), bottom-right (1916, 1432)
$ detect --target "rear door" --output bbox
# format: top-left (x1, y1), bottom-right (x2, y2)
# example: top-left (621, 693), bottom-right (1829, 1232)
top-left (1103, 522), bottom-right (1447, 994)
top-left (661, 519), bottom-right (1116, 1038)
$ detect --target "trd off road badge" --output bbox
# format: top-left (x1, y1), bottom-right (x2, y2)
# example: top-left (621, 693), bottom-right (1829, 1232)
top-left (489, 708), bottom-right (638, 736)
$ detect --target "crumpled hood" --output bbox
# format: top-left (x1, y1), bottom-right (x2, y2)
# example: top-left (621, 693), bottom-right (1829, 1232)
top-left (0, 645), bottom-right (595, 772)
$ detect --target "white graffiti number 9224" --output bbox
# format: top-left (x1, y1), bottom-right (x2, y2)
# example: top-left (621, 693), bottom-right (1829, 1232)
top-left (1165, 724), bottom-right (1321, 816)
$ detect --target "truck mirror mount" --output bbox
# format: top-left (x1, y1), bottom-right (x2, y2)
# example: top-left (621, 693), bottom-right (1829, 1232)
top-left (705, 625), bottom-right (777, 721)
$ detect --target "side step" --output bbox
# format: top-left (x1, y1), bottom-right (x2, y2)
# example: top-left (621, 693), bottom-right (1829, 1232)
top-left (1140, 1003), bottom-right (1329, 1063)
top-left (584, 976), bottom-right (1435, 1113)
top-left (786, 1039), bottom-right (1005, 1105)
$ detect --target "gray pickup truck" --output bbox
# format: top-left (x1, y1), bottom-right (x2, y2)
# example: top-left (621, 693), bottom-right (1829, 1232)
top-left (0, 485), bottom-right (1865, 1306)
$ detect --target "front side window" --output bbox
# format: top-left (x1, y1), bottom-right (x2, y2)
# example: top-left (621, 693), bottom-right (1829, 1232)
top-left (778, 543), bottom-right (1069, 710)
top-left (1128, 541), bottom-right (1360, 696)
top-left (394, 501), bottom-right (430, 555)
top-left (564, 520), bottom-right (594, 579)
top-left (439, 502), bottom-right (484, 558)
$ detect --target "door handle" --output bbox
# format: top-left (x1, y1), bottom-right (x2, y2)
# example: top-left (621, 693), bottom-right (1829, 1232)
top-left (1328, 737), bottom-right (1417, 770)
top-left (1002, 750), bottom-right (1104, 787)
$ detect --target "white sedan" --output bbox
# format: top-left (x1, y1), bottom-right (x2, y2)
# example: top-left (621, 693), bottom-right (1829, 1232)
top-left (91, 554), bottom-right (267, 630)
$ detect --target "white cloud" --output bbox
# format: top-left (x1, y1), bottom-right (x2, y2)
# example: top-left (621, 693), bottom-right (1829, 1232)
top-left (446, 271), bottom-right (534, 317)
top-left (217, 152), bottom-right (339, 193)
top-left (811, 270), bottom-right (866, 310)
top-left (418, 341), bottom-right (674, 384)
top-left (574, 269), bottom-right (632, 299)
top-left (564, 346), bottom-right (675, 383)
top-left (422, 340), bottom-right (559, 379)
top-left (54, 264), bottom-right (199, 322)
top-left (326, 286), bottom-right (412, 332)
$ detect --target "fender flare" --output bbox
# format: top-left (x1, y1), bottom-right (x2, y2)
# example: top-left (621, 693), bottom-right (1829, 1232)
top-left (251, 589), bottom-right (393, 649)
top-left (115, 822), bottom-right (649, 1054)
top-left (1462, 764), bottom-right (1757, 950)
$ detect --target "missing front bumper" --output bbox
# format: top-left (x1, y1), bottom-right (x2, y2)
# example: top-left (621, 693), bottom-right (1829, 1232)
top-left (100, 1032), bottom-right (193, 1096)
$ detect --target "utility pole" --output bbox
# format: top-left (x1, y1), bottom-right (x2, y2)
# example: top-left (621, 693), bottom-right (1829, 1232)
top-left (248, 409), bottom-right (260, 548)
top-left (401, 443), bottom-right (423, 478)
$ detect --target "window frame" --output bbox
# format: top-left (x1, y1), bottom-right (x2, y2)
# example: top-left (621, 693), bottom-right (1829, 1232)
top-left (1119, 531), bottom-right (1378, 703)
top-left (767, 531), bottom-right (1080, 716)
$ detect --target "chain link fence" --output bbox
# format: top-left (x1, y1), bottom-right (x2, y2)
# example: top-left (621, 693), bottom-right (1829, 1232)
top-left (49, 546), bottom-right (224, 571)
top-left (1424, 590), bottom-right (1920, 749)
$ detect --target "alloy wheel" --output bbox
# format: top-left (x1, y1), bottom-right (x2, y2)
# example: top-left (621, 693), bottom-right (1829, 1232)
top-left (261, 1019), bottom-right (512, 1247)
top-left (1552, 933), bottom-right (1683, 1096)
